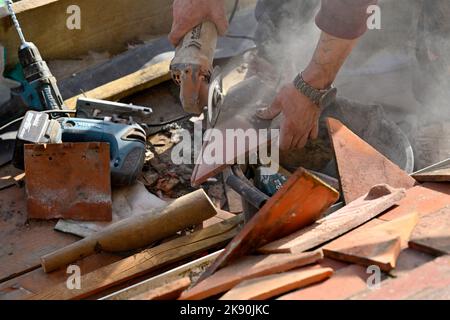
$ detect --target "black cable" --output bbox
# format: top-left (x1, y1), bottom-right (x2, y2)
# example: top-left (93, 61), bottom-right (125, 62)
top-left (226, 0), bottom-right (256, 42)
top-left (225, 34), bottom-right (255, 41)
top-left (228, 0), bottom-right (239, 24)
top-left (145, 114), bottom-right (192, 127)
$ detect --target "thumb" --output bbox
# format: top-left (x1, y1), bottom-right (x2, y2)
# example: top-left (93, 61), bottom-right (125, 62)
top-left (210, 7), bottom-right (229, 35)
top-left (256, 97), bottom-right (283, 120)
top-left (309, 120), bottom-right (319, 140)
top-left (169, 21), bottom-right (184, 47)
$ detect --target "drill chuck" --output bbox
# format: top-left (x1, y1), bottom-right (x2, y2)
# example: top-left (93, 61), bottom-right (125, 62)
top-left (18, 42), bottom-right (65, 111)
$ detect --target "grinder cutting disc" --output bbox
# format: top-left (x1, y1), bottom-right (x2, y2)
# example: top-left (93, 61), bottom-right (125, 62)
top-left (207, 67), bottom-right (224, 128)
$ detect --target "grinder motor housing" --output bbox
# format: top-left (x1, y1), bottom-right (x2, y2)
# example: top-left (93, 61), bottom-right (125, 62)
top-left (170, 21), bottom-right (218, 115)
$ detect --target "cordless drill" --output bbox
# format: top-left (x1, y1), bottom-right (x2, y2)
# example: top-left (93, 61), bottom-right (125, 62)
top-left (5, 0), bottom-right (65, 111)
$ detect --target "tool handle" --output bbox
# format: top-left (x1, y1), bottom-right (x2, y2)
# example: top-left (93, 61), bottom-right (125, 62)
top-left (41, 85), bottom-right (61, 110)
top-left (40, 190), bottom-right (217, 273)
top-left (41, 238), bottom-right (96, 273)
top-left (170, 21), bottom-right (218, 114)
top-left (172, 21), bottom-right (218, 70)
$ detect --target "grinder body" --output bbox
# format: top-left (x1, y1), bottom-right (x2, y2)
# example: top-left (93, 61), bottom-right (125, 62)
top-left (170, 21), bottom-right (218, 115)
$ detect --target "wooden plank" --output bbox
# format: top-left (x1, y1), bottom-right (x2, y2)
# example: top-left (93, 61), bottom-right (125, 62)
top-left (203, 210), bottom-right (236, 229)
top-left (323, 214), bottom-right (419, 272)
top-left (379, 183), bottom-right (450, 221)
top-left (64, 59), bottom-right (171, 109)
top-left (327, 118), bottom-right (416, 204)
top-left (29, 215), bottom-right (243, 300)
top-left (259, 185), bottom-right (406, 254)
top-left (0, 252), bottom-right (121, 300)
top-left (102, 251), bottom-right (223, 300)
top-left (179, 251), bottom-right (323, 301)
top-left (2, 0), bottom-right (255, 67)
top-left (130, 277), bottom-right (191, 300)
top-left (408, 206), bottom-right (450, 256)
top-left (353, 255), bottom-right (450, 300)
top-left (0, 186), bottom-right (86, 283)
top-left (197, 168), bottom-right (339, 282)
top-left (219, 267), bottom-right (333, 300)
top-left (1, 0), bottom-right (175, 67)
top-left (278, 265), bottom-right (370, 300)
top-left (412, 158), bottom-right (450, 183)
top-left (413, 168), bottom-right (450, 182)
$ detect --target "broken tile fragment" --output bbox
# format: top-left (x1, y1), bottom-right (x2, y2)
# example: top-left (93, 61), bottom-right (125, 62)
top-left (278, 265), bottom-right (370, 300)
top-left (327, 118), bottom-right (416, 204)
top-left (220, 267), bottom-right (333, 300)
top-left (179, 251), bottom-right (323, 300)
top-left (323, 213), bottom-right (419, 272)
top-left (259, 184), bottom-right (405, 254)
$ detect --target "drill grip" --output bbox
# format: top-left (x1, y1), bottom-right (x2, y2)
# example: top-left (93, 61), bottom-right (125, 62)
top-left (41, 85), bottom-right (61, 110)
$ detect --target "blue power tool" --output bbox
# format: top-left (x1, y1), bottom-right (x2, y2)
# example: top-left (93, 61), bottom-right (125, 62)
top-left (5, 0), bottom-right (65, 112)
top-left (14, 111), bottom-right (147, 186)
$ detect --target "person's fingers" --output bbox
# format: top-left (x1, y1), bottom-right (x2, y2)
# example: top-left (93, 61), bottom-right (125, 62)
top-left (309, 121), bottom-right (319, 140)
top-left (295, 132), bottom-right (309, 150)
top-left (210, 7), bottom-right (229, 35)
top-left (280, 133), bottom-right (294, 151)
top-left (168, 21), bottom-right (185, 47)
top-left (255, 96), bottom-right (283, 120)
top-left (279, 118), bottom-right (294, 151)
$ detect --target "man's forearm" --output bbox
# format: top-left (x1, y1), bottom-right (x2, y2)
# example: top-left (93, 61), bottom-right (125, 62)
top-left (302, 31), bottom-right (358, 90)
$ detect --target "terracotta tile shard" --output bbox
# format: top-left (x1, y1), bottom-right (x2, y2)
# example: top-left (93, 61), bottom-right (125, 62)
top-left (259, 184), bottom-right (406, 254)
top-left (323, 213), bottom-right (419, 272)
top-left (278, 265), bottom-right (369, 300)
top-left (190, 77), bottom-right (279, 187)
top-left (24, 143), bottom-right (112, 221)
top-left (379, 183), bottom-right (450, 221)
top-left (178, 251), bottom-right (323, 301)
top-left (392, 248), bottom-right (435, 278)
top-left (326, 118), bottom-right (416, 204)
top-left (130, 277), bottom-right (191, 300)
top-left (220, 267), bottom-right (333, 300)
top-left (408, 206), bottom-right (450, 256)
top-left (196, 168), bottom-right (339, 282)
top-left (354, 255), bottom-right (450, 300)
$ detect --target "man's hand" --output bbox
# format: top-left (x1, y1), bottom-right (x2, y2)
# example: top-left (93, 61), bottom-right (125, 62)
top-left (169, 0), bottom-right (229, 46)
top-left (256, 84), bottom-right (320, 151)
top-left (255, 31), bottom-right (359, 151)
